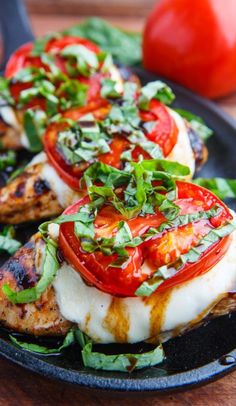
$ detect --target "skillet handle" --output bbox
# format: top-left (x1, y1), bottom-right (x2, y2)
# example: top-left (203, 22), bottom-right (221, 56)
top-left (0, 0), bottom-right (34, 74)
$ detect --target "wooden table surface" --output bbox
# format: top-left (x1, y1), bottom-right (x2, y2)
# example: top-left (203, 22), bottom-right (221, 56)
top-left (1, 13), bottom-right (236, 406)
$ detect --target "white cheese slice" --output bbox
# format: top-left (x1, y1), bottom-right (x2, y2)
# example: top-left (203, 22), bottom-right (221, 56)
top-left (53, 212), bottom-right (236, 344)
top-left (167, 108), bottom-right (195, 177)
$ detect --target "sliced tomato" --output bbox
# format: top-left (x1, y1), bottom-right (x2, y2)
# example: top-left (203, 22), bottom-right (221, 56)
top-left (59, 182), bottom-right (233, 297)
top-left (5, 42), bottom-right (43, 78)
top-left (43, 100), bottom-right (110, 190)
top-left (59, 197), bottom-right (165, 296)
top-left (5, 36), bottom-right (107, 106)
top-left (139, 100), bottom-right (178, 156)
top-left (45, 99), bottom-right (179, 190)
top-left (5, 37), bottom-right (100, 79)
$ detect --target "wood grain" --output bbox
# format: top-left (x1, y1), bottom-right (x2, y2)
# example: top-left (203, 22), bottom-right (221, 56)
top-left (0, 12), bottom-right (235, 406)
top-left (25, 0), bottom-right (155, 17)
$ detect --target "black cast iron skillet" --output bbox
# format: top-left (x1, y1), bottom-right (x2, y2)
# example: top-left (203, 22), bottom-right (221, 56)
top-left (0, 0), bottom-right (236, 395)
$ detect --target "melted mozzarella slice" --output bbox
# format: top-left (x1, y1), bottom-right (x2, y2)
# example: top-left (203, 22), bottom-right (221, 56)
top-left (167, 109), bottom-right (195, 178)
top-left (53, 215), bottom-right (236, 344)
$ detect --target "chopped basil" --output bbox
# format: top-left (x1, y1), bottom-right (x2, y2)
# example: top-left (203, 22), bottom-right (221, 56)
top-left (138, 81), bottom-right (175, 110)
top-left (0, 225), bottom-right (21, 255)
top-left (81, 341), bottom-right (164, 372)
top-left (10, 329), bottom-right (75, 354)
top-left (140, 159), bottom-right (190, 176)
top-left (75, 328), bottom-right (164, 372)
top-left (2, 239), bottom-right (59, 304)
top-left (57, 114), bottom-right (111, 165)
top-left (10, 326), bottom-right (165, 372)
top-left (0, 151), bottom-right (16, 170)
top-left (61, 44), bottom-right (99, 77)
top-left (14, 67), bottom-right (44, 83)
top-left (0, 78), bottom-right (14, 105)
top-left (174, 108), bottom-right (213, 141)
top-left (23, 110), bottom-right (44, 152)
top-left (101, 79), bottom-right (120, 99)
top-left (136, 221), bottom-right (236, 297)
top-left (63, 17), bottom-right (142, 66)
top-left (193, 178), bottom-right (236, 200)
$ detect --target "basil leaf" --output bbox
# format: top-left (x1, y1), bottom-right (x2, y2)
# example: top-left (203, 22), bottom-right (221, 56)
top-left (174, 108), bottom-right (213, 141)
top-left (140, 159), bottom-right (190, 177)
top-left (101, 79), bottom-right (120, 99)
top-left (0, 151), bottom-right (16, 170)
top-left (138, 81), bottom-right (175, 110)
top-left (0, 225), bottom-right (21, 255)
top-left (63, 17), bottom-right (141, 66)
top-left (3, 239), bottom-right (59, 304)
top-left (10, 329), bottom-right (75, 354)
top-left (193, 178), bottom-right (236, 200)
top-left (14, 67), bottom-right (41, 83)
top-left (61, 44), bottom-right (99, 77)
top-left (81, 341), bottom-right (164, 372)
top-left (0, 77), bottom-right (14, 104)
top-left (23, 110), bottom-right (43, 152)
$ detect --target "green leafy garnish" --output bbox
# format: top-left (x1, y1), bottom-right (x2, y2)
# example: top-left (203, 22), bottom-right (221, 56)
top-left (0, 151), bottom-right (16, 170)
top-left (81, 341), bottom-right (164, 372)
top-left (3, 239), bottom-right (59, 304)
top-left (61, 44), bottom-right (99, 77)
top-left (174, 108), bottom-right (213, 141)
top-left (10, 327), bottom-right (164, 372)
top-left (23, 110), bottom-right (45, 152)
top-left (10, 329), bottom-right (75, 354)
top-left (101, 78), bottom-right (120, 99)
top-left (138, 81), bottom-right (175, 110)
top-left (63, 17), bottom-right (142, 66)
top-left (193, 178), bottom-right (236, 200)
top-left (75, 329), bottom-right (164, 372)
top-left (0, 225), bottom-right (21, 255)
top-left (0, 77), bottom-right (14, 104)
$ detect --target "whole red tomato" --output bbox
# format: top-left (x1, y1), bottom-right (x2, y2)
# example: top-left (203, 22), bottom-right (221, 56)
top-left (143, 0), bottom-right (236, 99)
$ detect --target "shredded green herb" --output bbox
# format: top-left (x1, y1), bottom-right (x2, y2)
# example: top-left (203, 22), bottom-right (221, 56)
top-left (0, 151), bottom-right (16, 170)
top-left (0, 225), bottom-right (21, 255)
top-left (174, 108), bottom-right (213, 141)
top-left (10, 329), bottom-right (75, 354)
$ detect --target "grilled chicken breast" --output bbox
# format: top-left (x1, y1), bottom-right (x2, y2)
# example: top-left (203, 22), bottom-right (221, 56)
top-left (0, 228), bottom-right (235, 340)
top-left (0, 109), bottom-right (207, 225)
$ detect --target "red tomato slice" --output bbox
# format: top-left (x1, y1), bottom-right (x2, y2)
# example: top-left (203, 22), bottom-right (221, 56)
top-left (5, 37), bottom-right (100, 78)
top-left (59, 182), bottom-right (233, 297)
top-left (44, 100), bottom-right (178, 190)
top-left (140, 100), bottom-right (178, 156)
top-left (5, 42), bottom-right (42, 78)
top-left (5, 36), bottom-right (107, 106)
top-left (44, 100), bottom-right (110, 191)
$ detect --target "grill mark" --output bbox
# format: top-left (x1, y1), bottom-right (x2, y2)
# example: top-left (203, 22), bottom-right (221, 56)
top-left (0, 241), bottom-right (37, 289)
top-left (33, 179), bottom-right (50, 196)
top-left (13, 181), bottom-right (26, 198)
top-left (6, 258), bottom-right (36, 289)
